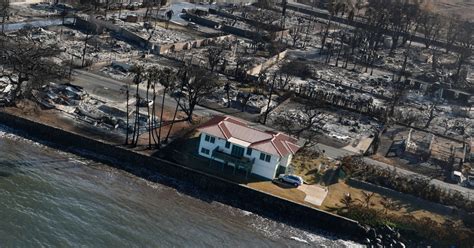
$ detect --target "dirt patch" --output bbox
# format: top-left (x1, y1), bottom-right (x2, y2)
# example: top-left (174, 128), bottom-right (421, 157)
top-left (247, 181), bottom-right (313, 207)
top-left (292, 153), bottom-right (335, 184)
top-left (433, 0), bottom-right (474, 20)
top-left (322, 181), bottom-right (461, 225)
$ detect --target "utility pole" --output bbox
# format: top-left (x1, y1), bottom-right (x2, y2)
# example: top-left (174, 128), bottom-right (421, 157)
top-left (81, 32), bottom-right (89, 67)
top-left (280, 0), bottom-right (287, 42)
top-left (69, 53), bottom-right (74, 81)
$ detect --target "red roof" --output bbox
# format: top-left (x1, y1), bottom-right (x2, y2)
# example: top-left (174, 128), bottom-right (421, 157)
top-left (198, 116), bottom-right (301, 157)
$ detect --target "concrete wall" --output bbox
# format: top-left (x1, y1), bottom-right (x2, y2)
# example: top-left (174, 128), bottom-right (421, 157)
top-left (246, 50), bottom-right (287, 76)
top-left (209, 8), bottom-right (283, 32)
top-left (183, 12), bottom-right (260, 40)
top-left (73, 16), bottom-right (149, 49)
top-left (115, 28), bottom-right (149, 48)
top-left (154, 34), bottom-right (236, 55)
top-left (0, 111), bottom-right (366, 240)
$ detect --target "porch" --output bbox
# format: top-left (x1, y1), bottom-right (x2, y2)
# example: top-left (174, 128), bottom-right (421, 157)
top-left (211, 147), bottom-right (255, 179)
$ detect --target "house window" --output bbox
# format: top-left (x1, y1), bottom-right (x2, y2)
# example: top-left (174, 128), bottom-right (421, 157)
top-left (201, 148), bottom-right (210, 155)
top-left (225, 141), bottom-right (231, 148)
top-left (265, 154), bottom-right (271, 162)
top-left (204, 135), bottom-right (215, 144)
top-left (231, 145), bottom-right (245, 158)
top-left (246, 148), bottom-right (252, 156)
top-left (260, 152), bottom-right (271, 162)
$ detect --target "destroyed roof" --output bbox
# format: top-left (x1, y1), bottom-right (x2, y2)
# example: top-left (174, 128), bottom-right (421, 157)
top-left (198, 115), bottom-right (300, 157)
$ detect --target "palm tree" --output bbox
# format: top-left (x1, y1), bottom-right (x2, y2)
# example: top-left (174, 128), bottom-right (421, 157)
top-left (156, 68), bottom-right (176, 148)
top-left (125, 81), bottom-right (131, 145)
top-left (361, 191), bottom-right (375, 209)
top-left (164, 67), bottom-right (187, 144)
top-left (146, 66), bottom-right (161, 148)
top-left (340, 193), bottom-right (355, 208)
top-left (131, 65), bottom-right (144, 147)
top-left (145, 69), bottom-right (153, 149)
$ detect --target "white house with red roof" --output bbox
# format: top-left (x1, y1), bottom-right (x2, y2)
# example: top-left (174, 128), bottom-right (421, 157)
top-left (197, 115), bottom-right (301, 179)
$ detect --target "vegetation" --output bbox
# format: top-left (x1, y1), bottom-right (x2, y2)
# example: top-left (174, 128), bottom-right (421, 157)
top-left (0, 27), bottom-right (66, 104)
top-left (0, 0), bottom-right (9, 34)
top-left (173, 66), bottom-right (220, 122)
top-left (341, 156), bottom-right (474, 212)
top-left (339, 204), bottom-right (474, 247)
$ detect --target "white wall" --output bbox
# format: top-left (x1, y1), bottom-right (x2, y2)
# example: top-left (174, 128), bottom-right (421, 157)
top-left (280, 154), bottom-right (292, 168)
top-left (251, 153), bottom-right (280, 179)
top-left (197, 132), bottom-right (292, 179)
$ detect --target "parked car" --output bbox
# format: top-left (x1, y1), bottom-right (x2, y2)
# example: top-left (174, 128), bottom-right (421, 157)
top-left (187, 22), bottom-right (199, 30)
top-left (277, 174), bottom-right (304, 187)
top-left (54, 3), bottom-right (74, 11)
top-left (451, 171), bottom-right (466, 185)
top-left (127, 2), bottom-right (141, 10)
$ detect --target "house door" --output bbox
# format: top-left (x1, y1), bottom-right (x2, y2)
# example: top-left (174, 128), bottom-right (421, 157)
top-left (275, 164), bottom-right (286, 178)
top-left (231, 145), bottom-right (245, 158)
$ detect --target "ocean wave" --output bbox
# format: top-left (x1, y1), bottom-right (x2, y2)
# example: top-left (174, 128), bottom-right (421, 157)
top-left (289, 236), bottom-right (310, 244)
top-left (0, 124), bottom-right (48, 149)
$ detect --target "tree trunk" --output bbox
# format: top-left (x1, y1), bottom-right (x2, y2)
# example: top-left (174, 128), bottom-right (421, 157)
top-left (157, 87), bottom-right (167, 148)
top-left (389, 34), bottom-right (399, 56)
top-left (320, 18), bottom-right (331, 54)
top-left (455, 54), bottom-right (464, 81)
top-left (151, 82), bottom-right (158, 145)
top-left (226, 86), bottom-right (231, 108)
top-left (125, 84), bottom-right (130, 145)
top-left (164, 94), bottom-right (181, 144)
top-left (335, 44), bottom-right (343, 67)
top-left (188, 103), bottom-right (195, 122)
top-left (82, 32), bottom-right (90, 67)
top-left (132, 83), bottom-right (140, 146)
top-left (1, 12), bottom-right (6, 34)
top-left (262, 76), bottom-right (275, 125)
top-left (118, 1), bottom-right (123, 19)
top-left (146, 81), bottom-right (152, 149)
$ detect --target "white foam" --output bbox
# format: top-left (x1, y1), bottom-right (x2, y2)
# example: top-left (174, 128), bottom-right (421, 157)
top-left (0, 125), bottom-right (47, 149)
top-left (290, 236), bottom-right (309, 244)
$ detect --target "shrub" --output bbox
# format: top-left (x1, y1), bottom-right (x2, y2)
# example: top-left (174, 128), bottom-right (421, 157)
top-left (341, 156), bottom-right (474, 212)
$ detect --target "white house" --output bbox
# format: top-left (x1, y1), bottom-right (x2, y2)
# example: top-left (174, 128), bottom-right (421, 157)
top-left (197, 115), bottom-right (300, 179)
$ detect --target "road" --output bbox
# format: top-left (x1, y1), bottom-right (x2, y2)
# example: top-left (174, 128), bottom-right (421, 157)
top-left (3, 17), bottom-right (75, 32)
top-left (282, 2), bottom-right (469, 53)
top-left (73, 69), bottom-right (221, 118)
top-left (72, 69), bottom-right (474, 198)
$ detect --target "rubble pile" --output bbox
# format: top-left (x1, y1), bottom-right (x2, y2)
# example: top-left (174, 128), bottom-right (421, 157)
top-left (125, 22), bottom-right (196, 43)
top-left (266, 60), bottom-right (390, 106)
top-left (33, 83), bottom-right (135, 131)
top-left (269, 101), bottom-right (382, 144)
top-left (27, 27), bottom-right (140, 64)
top-left (395, 98), bottom-right (473, 140)
top-left (100, 58), bottom-right (174, 81)
top-left (204, 14), bottom-right (256, 31)
top-left (7, 4), bottom-right (57, 23)
top-left (0, 77), bottom-right (14, 106)
top-left (171, 41), bottom-right (270, 73)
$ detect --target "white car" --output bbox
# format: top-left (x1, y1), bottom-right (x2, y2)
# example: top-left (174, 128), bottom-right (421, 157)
top-left (278, 174), bottom-right (304, 187)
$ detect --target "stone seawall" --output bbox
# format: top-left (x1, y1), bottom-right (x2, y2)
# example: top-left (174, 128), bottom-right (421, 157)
top-left (0, 111), bottom-right (366, 241)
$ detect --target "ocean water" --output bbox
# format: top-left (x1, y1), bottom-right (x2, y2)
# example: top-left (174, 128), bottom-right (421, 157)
top-left (0, 127), bottom-right (362, 247)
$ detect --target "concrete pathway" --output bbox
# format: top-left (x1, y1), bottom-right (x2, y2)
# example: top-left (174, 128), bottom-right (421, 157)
top-left (299, 184), bottom-right (328, 206)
